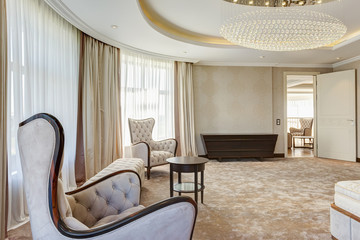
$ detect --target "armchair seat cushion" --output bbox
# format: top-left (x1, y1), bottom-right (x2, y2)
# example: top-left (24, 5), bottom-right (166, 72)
top-left (334, 180), bottom-right (360, 216)
top-left (92, 205), bottom-right (145, 229)
top-left (290, 132), bottom-right (304, 136)
top-left (150, 151), bottom-right (174, 166)
top-left (63, 205), bottom-right (145, 230)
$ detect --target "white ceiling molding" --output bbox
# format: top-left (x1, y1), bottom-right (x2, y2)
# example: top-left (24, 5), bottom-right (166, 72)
top-left (332, 55), bottom-right (360, 68)
top-left (332, 34), bottom-right (360, 51)
top-left (45, 0), bottom-right (200, 63)
top-left (196, 61), bottom-right (333, 68)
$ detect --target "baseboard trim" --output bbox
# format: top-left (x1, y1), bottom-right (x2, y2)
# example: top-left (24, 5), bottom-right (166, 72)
top-left (274, 153), bottom-right (285, 158)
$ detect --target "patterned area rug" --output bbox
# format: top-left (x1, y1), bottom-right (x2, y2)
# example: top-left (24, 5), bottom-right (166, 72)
top-left (141, 157), bottom-right (360, 240)
top-left (7, 157), bottom-right (360, 240)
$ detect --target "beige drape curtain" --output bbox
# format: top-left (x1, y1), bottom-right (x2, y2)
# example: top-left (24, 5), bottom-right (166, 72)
top-left (175, 62), bottom-right (198, 156)
top-left (0, 0), bottom-right (7, 238)
top-left (80, 34), bottom-right (122, 179)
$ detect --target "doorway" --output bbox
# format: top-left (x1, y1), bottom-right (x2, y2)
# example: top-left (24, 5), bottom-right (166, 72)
top-left (285, 74), bottom-right (316, 158)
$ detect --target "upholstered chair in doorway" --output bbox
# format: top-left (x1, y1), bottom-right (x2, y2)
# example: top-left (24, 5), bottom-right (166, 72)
top-left (128, 118), bottom-right (177, 179)
top-left (17, 113), bottom-right (196, 239)
top-left (289, 118), bottom-right (313, 137)
top-left (289, 118), bottom-right (313, 146)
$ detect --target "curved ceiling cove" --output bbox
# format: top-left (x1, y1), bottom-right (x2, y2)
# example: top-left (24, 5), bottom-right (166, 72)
top-left (138, 0), bottom-right (234, 47)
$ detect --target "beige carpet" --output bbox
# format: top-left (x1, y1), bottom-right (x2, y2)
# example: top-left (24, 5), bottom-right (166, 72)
top-left (8, 157), bottom-right (360, 240)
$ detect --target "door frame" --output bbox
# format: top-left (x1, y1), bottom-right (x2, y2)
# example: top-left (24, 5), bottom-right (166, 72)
top-left (283, 71), bottom-right (320, 157)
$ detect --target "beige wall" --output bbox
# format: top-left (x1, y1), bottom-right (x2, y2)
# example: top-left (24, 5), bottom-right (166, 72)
top-left (334, 61), bottom-right (360, 157)
top-left (193, 65), bottom-right (332, 155)
top-left (193, 66), bottom-right (273, 155)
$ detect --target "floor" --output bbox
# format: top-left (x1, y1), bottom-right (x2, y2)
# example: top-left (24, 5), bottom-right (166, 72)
top-left (288, 147), bottom-right (314, 158)
top-left (288, 138), bottom-right (314, 158)
top-left (7, 157), bottom-right (360, 240)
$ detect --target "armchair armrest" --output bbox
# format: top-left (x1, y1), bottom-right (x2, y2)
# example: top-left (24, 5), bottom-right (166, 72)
top-left (289, 127), bottom-right (304, 134)
top-left (130, 142), bottom-right (150, 166)
top-left (304, 128), bottom-right (312, 136)
top-left (65, 170), bottom-right (141, 227)
top-left (151, 138), bottom-right (178, 155)
top-left (57, 196), bottom-right (197, 240)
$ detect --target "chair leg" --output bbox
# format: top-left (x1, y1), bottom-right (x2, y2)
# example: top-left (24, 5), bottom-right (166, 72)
top-left (147, 167), bottom-right (151, 180)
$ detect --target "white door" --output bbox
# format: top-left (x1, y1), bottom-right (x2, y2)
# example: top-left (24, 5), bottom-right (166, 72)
top-left (317, 70), bottom-right (356, 162)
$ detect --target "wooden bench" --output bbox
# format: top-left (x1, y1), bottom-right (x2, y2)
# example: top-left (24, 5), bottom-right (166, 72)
top-left (201, 134), bottom-right (278, 161)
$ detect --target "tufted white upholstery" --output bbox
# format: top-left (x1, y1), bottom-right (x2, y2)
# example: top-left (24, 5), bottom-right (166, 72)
top-left (83, 158), bottom-right (145, 186)
top-left (18, 113), bottom-right (197, 239)
top-left (58, 176), bottom-right (145, 231)
top-left (64, 171), bottom-right (142, 229)
top-left (128, 118), bottom-right (177, 179)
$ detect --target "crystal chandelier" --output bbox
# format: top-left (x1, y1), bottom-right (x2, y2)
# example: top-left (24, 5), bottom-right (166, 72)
top-left (223, 0), bottom-right (337, 7)
top-left (220, 3), bottom-right (347, 51)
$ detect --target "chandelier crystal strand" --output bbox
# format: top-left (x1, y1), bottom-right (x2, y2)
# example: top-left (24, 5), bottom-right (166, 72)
top-left (220, 8), bottom-right (347, 51)
top-left (223, 0), bottom-right (337, 7)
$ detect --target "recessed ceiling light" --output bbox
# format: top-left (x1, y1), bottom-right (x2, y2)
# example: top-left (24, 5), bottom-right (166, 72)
top-left (111, 25), bottom-right (118, 29)
top-left (336, 57), bottom-right (342, 60)
top-left (260, 56), bottom-right (265, 59)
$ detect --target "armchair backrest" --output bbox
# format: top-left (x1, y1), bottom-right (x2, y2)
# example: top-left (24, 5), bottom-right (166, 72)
top-left (128, 118), bottom-right (155, 144)
top-left (18, 113), bottom-right (64, 239)
top-left (300, 118), bottom-right (313, 136)
top-left (300, 118), bottom-right (313, 129)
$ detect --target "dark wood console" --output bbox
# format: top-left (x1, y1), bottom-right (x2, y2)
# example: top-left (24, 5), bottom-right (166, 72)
top-left (201, 134), bottom-right (278, 161)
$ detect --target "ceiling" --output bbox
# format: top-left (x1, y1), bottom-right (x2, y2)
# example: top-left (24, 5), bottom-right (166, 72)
top-left (287, 75), bottom-right (314, 93)
top-left (46, 0), bottom-right (360, 68)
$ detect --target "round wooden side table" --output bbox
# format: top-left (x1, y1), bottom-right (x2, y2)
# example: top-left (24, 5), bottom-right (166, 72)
top-left (167, 156), bottom-right (209, 203)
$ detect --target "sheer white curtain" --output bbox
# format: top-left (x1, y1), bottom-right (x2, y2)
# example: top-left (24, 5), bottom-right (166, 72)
top-left (287, 93), bottom-right (314, 117)
top-left (6, 0), bottom-right (79, 229)
top-left (121, 50), bottom-right (175, 147)
top-left (1, 0), bottom-right (8, 237)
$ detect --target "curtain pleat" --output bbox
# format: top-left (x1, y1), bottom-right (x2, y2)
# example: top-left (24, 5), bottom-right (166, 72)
top-left (175, 62), bottom-right (198, 156)
top-left (81, 34), bottom-right (122, 179)
top-left (75, 33), bottom-right (86, 186)
top-left (1, 0), bottom-right (8, 238)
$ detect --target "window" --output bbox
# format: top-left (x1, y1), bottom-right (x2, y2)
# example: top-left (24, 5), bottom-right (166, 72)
top-left (121, 50), bottom-right (175, 146)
